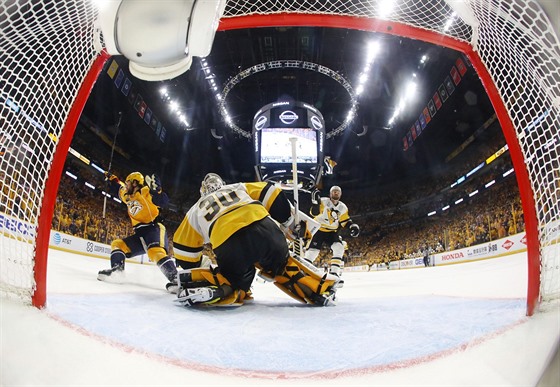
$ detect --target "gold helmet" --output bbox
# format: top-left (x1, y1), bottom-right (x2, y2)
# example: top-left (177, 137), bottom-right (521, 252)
top-left (126, 172), bottom-right (144, 186)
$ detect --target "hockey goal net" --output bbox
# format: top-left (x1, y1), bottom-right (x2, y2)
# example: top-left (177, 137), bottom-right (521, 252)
top-left (1, 0), bottom-right (558, 314)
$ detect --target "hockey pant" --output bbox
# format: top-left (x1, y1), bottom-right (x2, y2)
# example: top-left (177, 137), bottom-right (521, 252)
top-left (176, 266), bottom-right (251, 307)
top-left (305, 241), bottom-right (345, 277)
top-left (259, 255), bottom-right (338, 306)
top-left (110, 239), bottom-right (177, 282)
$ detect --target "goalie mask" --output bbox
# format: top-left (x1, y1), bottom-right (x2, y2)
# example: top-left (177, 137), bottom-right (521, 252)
top-left (200, 173), bottom-right (224, 196)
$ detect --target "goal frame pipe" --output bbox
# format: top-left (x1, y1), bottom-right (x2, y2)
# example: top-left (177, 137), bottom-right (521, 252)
top-left (219, 14), bottom-right (541, 315)
top-left (33, 51), bottom-right (111, 308)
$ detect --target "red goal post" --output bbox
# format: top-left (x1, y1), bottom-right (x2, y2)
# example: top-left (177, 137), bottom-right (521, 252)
top-left (0, 0), bottom-right (558, 315)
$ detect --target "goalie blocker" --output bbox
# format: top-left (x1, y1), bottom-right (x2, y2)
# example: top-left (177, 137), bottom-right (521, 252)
top-left (176, 256), bottom-right (338, 307)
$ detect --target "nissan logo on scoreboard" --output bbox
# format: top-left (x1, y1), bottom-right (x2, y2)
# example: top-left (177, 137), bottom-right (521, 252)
top-left (255, 114), bottom-right (267, 130)
top-left (252, 100), bottom-right (325, 131)
top-left (253, 109), bottom-right (270, 131)
top-left (310, 114), bottom-right (323, 130)
top-left (279, 110), bottom-right (299, 125)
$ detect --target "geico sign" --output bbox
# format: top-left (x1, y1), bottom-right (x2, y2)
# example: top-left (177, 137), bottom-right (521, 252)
top-left (442, 252), bottom-right (464, 261)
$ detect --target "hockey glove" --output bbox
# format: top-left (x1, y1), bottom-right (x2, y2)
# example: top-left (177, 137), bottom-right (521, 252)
top-left (104, 172), bottom-right (120, 183)
top-left (311, 188), bottom-right (321, 205)
top-left (349, 223), bottom-right (360, 238)
top-left (281, 216), bottom-right (306, 241)
top-left (293, 219), bottom-right (307, 240)
top-left (145, 174), bottom-right (162, 193)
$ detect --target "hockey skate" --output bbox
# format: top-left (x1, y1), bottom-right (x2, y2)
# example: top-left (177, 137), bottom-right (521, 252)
top-left (318, 289), bottom-right (337, 306)
top-left (97, 265), bottom-right (124, 282)
top-left (330, 273), bottom-right (344, 289)
top-left (165, 279), bottom-right (179, 294)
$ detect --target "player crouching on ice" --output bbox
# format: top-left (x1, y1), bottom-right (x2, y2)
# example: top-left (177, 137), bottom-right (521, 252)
top-left (171, 173), bottom-right (340, 307)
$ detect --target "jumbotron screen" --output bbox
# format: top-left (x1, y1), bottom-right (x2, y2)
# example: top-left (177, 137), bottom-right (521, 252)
top-left (259, 127), bottom-right (318, 164)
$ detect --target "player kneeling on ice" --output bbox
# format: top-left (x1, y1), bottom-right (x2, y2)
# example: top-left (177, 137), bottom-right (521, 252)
top-left (172, 173), bottom-right (339, 307)
top-left (97, 172), bottom-right (178, 291)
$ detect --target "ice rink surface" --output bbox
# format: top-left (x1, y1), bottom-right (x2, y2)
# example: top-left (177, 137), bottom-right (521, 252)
top-left (1, 249), bottom-right (559, 386)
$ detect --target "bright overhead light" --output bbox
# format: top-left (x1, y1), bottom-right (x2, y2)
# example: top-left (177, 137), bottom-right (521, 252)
top-left (366, 41), bottom-right (379, 63)
top-left (356, 84), bottom-right (364, 95)
top-left (378, 0), bottom-right (396, 18)
top-left (405, 80), bottom-right (417, 101)
top-left (443, 12), bottom-right (457, 32)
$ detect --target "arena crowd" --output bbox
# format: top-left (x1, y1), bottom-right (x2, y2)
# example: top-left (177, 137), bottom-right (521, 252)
top-left (49, 128), bottom-right (524, 270)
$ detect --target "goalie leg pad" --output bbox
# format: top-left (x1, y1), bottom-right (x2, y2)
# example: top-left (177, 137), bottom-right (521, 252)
top-left (272, 256), bottom-right (338, 306)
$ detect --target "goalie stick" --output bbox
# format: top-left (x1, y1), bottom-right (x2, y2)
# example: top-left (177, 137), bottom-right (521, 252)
top-left (289, 137), bottom-right (306, 260)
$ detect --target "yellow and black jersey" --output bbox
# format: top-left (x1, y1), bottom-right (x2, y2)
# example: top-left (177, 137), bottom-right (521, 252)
top-left (119, 185), bottom-right (160, 226)
top-left (173, 182), bottom-right (289, 264)
top-left (312, 197), bottom-right (351, 233)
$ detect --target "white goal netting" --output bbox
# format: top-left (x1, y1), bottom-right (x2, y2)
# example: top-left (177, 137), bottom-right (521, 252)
top-left (1, 0), bottom-right (558, 312)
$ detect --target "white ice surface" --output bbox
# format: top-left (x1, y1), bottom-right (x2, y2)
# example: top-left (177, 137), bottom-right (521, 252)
top-left (1, 250), bottom-right (559, 386)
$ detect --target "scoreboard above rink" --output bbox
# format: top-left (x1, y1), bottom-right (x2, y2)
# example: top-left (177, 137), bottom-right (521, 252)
top-left (253, 101), bottom-right (325, 132)
top-left (252, 101), bottom-right (325, 189)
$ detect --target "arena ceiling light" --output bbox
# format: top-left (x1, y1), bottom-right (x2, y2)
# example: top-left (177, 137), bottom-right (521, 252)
top-left (355, 40), bottom-right (380, 97)
top-left (216, 60), bottom-right (358, 139)
top-left (387, 74), bottom-right (418, 127)
top-left (159, 88), bottom-right (190, 130)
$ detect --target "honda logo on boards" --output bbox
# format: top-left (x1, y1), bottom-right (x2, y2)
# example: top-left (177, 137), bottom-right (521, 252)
top-left (502, 240), bottom-right (514, 250)
top-left (279, 110), bottom-right (298, 125)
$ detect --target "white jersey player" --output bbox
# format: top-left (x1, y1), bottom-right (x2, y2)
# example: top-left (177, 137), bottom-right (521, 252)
top-left (304, 185), bottom-right (359, 286)
top-left (171, 173), bottom-right (340, 307)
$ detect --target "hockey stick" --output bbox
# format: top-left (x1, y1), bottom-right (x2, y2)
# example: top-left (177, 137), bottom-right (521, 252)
top-left (289, 137), bottom-right (304, 259)
top-left (288, 138), bottom-right (337, 289)
top-left (102, 111), bottom-right (122, 220)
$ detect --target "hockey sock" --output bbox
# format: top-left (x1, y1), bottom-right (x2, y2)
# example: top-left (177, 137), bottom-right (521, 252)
top-left (157, 256), bottom-right (178, 282)
top-left (110, 250), bottom-right (126, 270)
